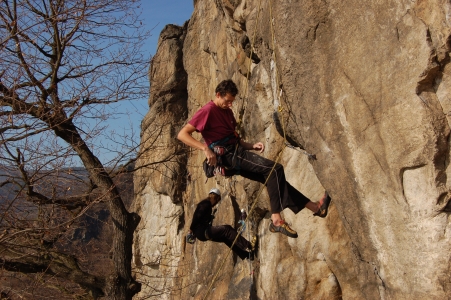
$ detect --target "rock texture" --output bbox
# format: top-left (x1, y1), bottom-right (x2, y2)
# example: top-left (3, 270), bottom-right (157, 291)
top-left (133, 0), bottom-right (451, 299)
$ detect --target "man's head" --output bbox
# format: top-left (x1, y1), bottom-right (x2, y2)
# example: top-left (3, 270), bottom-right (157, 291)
top-left (214, 80), bottom-right (238, 109)
top-left (208, 188), bottom-right (221, 206)
top-left (215, 80), bottom-right (238, 97)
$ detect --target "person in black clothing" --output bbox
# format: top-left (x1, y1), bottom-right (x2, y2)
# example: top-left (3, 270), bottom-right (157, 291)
top-left (188, 188), bottom-right (256, 260)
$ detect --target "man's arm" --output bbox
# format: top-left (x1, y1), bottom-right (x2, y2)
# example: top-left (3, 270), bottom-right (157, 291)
top-left (240, 139), bottom-right (265, 153)
top-left (177, 124), bottom-right (217, 165)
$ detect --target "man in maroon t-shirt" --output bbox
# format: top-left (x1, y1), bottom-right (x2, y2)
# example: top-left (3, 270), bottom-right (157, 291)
top-left (177, 80), bottom-right (331, 238)
top-left (188, 99), bottom-right (237, 146)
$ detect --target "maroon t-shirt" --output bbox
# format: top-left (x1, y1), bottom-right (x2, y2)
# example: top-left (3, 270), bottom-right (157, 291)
top-left (188, 100), bottom-right (237, 146)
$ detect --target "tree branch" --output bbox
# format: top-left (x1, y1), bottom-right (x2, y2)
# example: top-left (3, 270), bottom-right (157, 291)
top-left (0, 252), bottom-right (105, 298)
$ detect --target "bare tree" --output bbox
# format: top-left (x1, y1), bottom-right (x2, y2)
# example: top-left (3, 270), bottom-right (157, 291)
top-left (0, 0), bottom-right (156, 298)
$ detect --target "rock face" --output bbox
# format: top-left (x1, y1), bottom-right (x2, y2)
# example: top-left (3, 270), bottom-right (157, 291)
top-left (133, 0), bottom-right (451, 299)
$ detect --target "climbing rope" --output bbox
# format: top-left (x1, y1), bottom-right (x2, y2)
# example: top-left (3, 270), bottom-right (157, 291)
top-left (202, 1), bottom-right (291, 299)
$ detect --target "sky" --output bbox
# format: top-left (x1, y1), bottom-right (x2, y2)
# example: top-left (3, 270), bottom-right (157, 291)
top-left (98, 1), bottom-right (194, 165)
top-left (141, 1), bottom-right (193, 55)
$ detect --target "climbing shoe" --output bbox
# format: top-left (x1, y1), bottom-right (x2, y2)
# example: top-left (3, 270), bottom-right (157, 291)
top-left (269, 220), bottom-right (298, 238)
top-left (313, 192), bottom-right (331, 218)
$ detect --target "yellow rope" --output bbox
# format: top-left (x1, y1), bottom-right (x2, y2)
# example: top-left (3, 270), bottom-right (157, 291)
top-left (202, 1), bottom-right (289, 298)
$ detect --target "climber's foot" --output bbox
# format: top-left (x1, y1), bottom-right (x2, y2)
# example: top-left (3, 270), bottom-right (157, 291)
top-left (269, 220), bottom-right (298, 238)
top-left (313, 192), bottom-right (331, 218)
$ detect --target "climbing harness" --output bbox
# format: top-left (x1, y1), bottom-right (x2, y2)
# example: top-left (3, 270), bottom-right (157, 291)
top-left (203, 134), bottom-right (241, 181)
top-left (208, 132), bottom-right (239, 149)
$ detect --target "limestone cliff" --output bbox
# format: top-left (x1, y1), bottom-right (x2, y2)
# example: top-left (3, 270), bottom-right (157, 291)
top-left (133, 0), bottom-right (451, 299)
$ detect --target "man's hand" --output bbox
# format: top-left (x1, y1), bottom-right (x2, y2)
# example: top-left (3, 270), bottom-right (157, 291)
top-left (177, 124), bottom-right (219, 165)
top-left (252, 142), bottom-right (265, 153)
top-left (204, 147), bottom-right (217, 166)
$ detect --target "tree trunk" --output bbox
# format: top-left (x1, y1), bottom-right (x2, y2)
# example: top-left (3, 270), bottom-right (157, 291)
top-left (53, 120), bottom-right (141, 299)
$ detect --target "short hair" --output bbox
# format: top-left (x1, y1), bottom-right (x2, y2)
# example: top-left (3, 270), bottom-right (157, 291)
top-left (215, 80), bottom-right (238, 97)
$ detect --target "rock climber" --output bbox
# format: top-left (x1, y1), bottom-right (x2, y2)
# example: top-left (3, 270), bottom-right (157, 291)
top-left (187, 188), bottom-right (256, 260)
top-left (177, 79), bottom-right (331, 238)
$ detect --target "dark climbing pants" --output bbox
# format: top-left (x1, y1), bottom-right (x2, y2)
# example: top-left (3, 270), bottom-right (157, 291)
top-left (193, 225), bottom-right (251, 259)
top-left (223, 144), bottom-right (310, 214)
